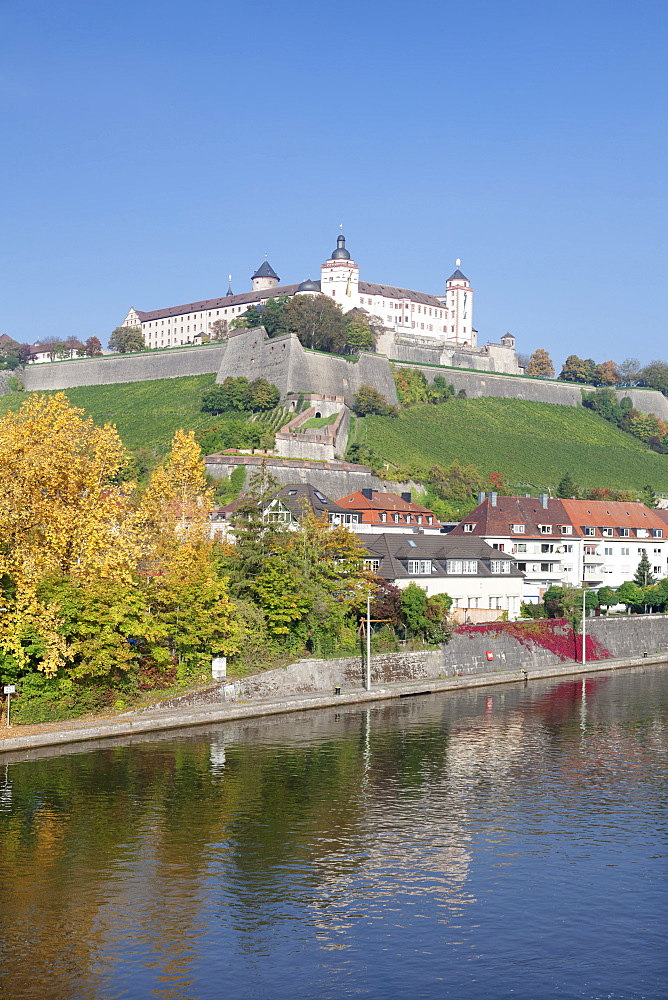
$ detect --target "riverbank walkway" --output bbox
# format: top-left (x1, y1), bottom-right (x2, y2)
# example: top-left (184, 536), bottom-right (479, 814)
top-left (1, 652), bottom-right (665, 758)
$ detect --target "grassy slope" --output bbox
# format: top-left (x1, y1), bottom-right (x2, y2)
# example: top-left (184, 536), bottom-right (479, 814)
top-left (0, 374), bottom-right (217, 454)
top-left (360, 397), bottom-right (668, 493)
top-left (1, 379), bottom-right (667, 492)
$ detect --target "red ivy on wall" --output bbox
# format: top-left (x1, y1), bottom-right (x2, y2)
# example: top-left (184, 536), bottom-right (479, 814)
top-left (456, 619), bottom-right (612, 662)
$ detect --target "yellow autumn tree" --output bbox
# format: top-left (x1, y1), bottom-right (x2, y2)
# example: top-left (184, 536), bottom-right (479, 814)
top-left (136, 429), bottom-right (214, 573)
top-left (0, 393), bottom-right (135, 587)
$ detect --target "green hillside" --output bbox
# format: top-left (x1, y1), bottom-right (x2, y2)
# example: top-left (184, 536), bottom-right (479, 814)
top-left (357, 397), bottom-right (668, 494)
top-left (1, 378), bottom-right (667, 494)
top-left (0, 374), bottom-right (218, 453)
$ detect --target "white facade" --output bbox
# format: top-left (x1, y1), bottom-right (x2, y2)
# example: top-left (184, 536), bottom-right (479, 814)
top-left (121, 234), bottom-right (481, 354)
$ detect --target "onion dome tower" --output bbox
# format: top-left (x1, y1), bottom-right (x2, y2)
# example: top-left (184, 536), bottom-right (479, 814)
top-left (321, 231), bottom-right (359, 306)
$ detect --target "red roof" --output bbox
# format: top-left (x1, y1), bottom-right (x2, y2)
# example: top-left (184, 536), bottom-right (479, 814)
top-left (336, 490), bottom-right (442, 527)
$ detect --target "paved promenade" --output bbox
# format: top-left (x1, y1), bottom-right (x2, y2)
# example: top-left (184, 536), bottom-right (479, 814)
top-left (0, 653), bottom-right (665, 759)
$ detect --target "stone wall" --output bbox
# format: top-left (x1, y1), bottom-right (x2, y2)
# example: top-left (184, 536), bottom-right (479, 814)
top-left (204, 454), bottom-right (386, 496)
top-left (215, 328), bottom-right (399, 407)
top-left (394, 341), bottom-right (520, 375)
top-left (275, 404), bottom-right (350, 462)
top-left (588, 614), bottom-right (668, 658)
top-left (395, 362), bottom-right (668, 419)
top-left (23, 343), bottom-right (228, 391)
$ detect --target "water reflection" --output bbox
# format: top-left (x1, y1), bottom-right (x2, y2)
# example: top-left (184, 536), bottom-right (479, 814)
top-left (0, 665), bottom-right (666, 999)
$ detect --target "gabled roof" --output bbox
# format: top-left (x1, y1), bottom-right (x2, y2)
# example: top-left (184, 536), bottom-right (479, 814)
top-left (336, 489), bottom-right (442, 526)
top-left (133, 284), bottom-right (301, 323)
top-left (560, 499), bottom-right (666, 535)
top-left (278, 483), bottom-right (351, 519)
top-left (448, 496), bottom-right (570, 538)
top-left (362, 533), bottom-right (523, 580)
top-left (252, 260), bottom-right (279, 280)
top-left (358, 281), bottom-right (445, 308)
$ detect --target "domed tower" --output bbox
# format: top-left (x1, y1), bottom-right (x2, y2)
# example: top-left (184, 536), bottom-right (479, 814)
top-left (251, 259), bottom-right (280, 292)
top-left (320, 232), bottom-right (359, 311)
top-left (444, 260), bottom-right (475, 346)
top-left (296, 277), bottom-right (321, 296)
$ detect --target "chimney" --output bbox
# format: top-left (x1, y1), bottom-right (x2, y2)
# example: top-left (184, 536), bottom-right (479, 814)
top-left (401, 492), bottom-right (411, 503)
top-left (361, 488), bottom-right (374, 500)
top-left (539, 493), bottom-right (549, 509)
top-left (477, 491), bottom-right (486, 505)
top-left (489, 492), bottom-right (498, 507)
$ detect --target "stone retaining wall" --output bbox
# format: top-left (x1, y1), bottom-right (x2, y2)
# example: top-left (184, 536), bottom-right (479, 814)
top-left (153, 614), bottom-right (668, 708)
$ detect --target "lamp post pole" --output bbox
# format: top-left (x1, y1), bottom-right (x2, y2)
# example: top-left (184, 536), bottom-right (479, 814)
top-left (365, 593), bottom-right (371, 691)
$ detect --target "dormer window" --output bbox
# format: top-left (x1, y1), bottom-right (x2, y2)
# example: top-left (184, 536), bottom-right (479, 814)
top-left (601, 527), bottom-right (613, 537)
top-left (584, 526), bottom-right (596, 536)
top-left (653, 529), bottom-right (663, 538)
top-left (511, 524), bottom-right (525, 533)
top-left (463, 523), bottom-right (475, 533)
top-left (538, 524), bottom-right (552, 534)
top-left (619, 527), bottom-right (630, 537)
top-left (559, 525), bottom-right (572, 535)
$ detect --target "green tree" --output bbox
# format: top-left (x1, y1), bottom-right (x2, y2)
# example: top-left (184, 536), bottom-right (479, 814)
top-left (283, 294), bottom-right (347, 354)
top-left (596, 586), bottom-right (618, 613)
top-left (582, 386), bottom-right (622, 423)
top-left (260, 297), bottom-right (290, 338)
top-left (108, 327), bottom-right (145, 353)
top-left (249, 378), bottom-right (280, 411)
top-left (556, 473), bottom-right (577, 498)
top-left (394, 367), bottom-right (429, 405)
top-left (352, 385), bottom-right (395, 416)
top-left (559, 355), bottom-right (594, 384)
top-left (639, 484), bottom-right (658, 509)
top-left (638, 360), bottom-right (668, 397)
top-left (230, 306), bottom-right (263, 331)
top-left (400, 583), bottom-right (430, 638)
top-left (427, 376), bottom-right (455, 404)
top-left (344, 311), bottom-right (376, 355)
top-left (633, 550), bottom-right (655, 587)
top-left (616, 581), bottom-right (644, 611)
top-left (525, 349), bottom-right (555, 378)
top-left (209, 319), bottom-right (229, 341)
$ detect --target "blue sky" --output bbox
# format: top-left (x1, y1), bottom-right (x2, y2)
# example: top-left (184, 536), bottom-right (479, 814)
top-left (1, 0), bottom-right (666, 366)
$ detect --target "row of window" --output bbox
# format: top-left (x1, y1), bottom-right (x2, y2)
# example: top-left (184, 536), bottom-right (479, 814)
top-left (363, 558), bottom-right (512, 576)
top-left (475, 522), bottom-right (663, 539)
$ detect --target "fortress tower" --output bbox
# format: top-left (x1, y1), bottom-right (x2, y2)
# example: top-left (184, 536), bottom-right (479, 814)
top-left (439, 261), bottom-right (475, 347)
top-left (251, 259), bottom-right (280, 292)
top-left (320, 234), bottom-right (359, 307)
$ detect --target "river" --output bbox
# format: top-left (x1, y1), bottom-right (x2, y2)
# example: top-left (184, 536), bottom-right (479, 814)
top-left (0, 664), bottom-right (666, 999)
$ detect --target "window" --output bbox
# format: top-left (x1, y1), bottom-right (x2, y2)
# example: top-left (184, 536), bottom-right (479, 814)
top-left (654, 566), bottom-right (662, 575)
top-left (621, 547), bottom-right (629, 555)
top-left (463, 523), bottom-right (475, 533)
top-left (584, 563), bottom-right (596, 573)
top-left (462, 560), bottom-right (477, 574)
top-left (491, 560), bottom-right (511, 574)
top-left (514, 543), bottom-right (527, 553)
top-left (564, 544), bottom-right (573, 552)
top-left (584, 526), bottom-right (596, 536)
top-left (408, 560), bottom-right (432, 575)
top-left (517, 562), bottom-right (527, 571)
top-left (511, 524), bottom-right (525, 533)
top-left (364, 559), bottom-right (380, 572)
top-left (539, 524), bottom-right (552, 534)
top-left (653, 529), bottom-right (663, 538)
top-left (446, 559), bottom-right (462, 574)
top-left (619, 527), bottom-right (630, 537)
top-left (541, 543), bottom-right (554, 553)
top-left (379, 512), bottom-right (386, 523)
top-left (601, 527), bottom-right (613, 537)
top-left (604, 547), bottom-right (613, 556)
top-left (541, 563), bottom-right (554, 572)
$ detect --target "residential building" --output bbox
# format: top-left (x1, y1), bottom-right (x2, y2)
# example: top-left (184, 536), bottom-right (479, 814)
top-left (210, 482), bottom-right (360, 539)
top-left (361, 533), bottom-right (524, 617)
top-left (335, 489), bottom-right (443, 534)
top-left (448, 493), bottom-right (667, 600)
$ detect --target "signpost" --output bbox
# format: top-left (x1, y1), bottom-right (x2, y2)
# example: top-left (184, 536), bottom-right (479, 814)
top-left (3, 685), bottom-right (15, 727)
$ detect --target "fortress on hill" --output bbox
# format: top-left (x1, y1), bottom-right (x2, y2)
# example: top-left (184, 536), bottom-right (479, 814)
top-left (121, 233), bottom-right (521, 375)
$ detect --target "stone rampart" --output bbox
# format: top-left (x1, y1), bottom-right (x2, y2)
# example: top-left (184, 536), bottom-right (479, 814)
top-left (23, 344), bottom-right (228, 391)
top-left (395, 362), bottom-right (668, 419)
top-left (204, 453), bottom-right (385, 496)
top-left (14, 327), bottom-right (668, 422)
top-left (215, 328), bottom-right (399, 407)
